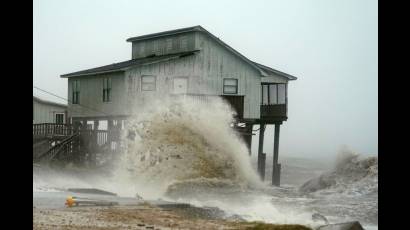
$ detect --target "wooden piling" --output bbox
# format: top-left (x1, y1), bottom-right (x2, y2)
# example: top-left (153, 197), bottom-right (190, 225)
top-left (257, 123), bottom-right (265, 180)
top-left (243, 123), bottom-right (253, 156)
top-left (272, 123), bottom-right (281, 186)
top-left (260, 153), bottom-right (266, 181)
top-left (273, 163), bottom-right (281, 186)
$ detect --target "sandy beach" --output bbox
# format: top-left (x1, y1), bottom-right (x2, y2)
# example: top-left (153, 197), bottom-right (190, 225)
top-left (33, 203), bottom-right (312, 230)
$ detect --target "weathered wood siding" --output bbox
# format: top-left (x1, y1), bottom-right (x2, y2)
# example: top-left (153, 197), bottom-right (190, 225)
top-left (193, 32), bottom-right (262, 119)
top-left (33, 100), bottom-right (67, 124)
top-left (125, 31), bottom-right (262, 119)
top-left (261, 76), bottom-right (288, 84)
top-left (131, 33), bottom-right (196, 59)
top-left (68, 30), bottom-right (291, 120)
top-left (124, 55), bottom-right (194, 113)
top-left (67, 72), bottom-right (127, 119)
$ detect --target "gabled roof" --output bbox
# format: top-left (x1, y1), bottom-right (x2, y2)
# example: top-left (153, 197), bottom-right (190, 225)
top-left (33, 96), bottom-right (67, 108)
top-left (126, 25), bottom-right (297, 80)
top-left (61, 50), bottom-right (199, 78)
top-left (126, 26), bottom-right (202, 42)
top-left (252, 62), bottom-right (297, 80)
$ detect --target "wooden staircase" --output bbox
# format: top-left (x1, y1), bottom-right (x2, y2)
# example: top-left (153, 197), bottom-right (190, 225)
top-left (34, 133), bottom-right (80, 164)
top-left (33, 123), bottom-right (76, 164)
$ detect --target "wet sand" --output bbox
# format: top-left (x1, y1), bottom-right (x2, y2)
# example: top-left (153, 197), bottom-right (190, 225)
top-left (33, 203), bottom-right (312, 230)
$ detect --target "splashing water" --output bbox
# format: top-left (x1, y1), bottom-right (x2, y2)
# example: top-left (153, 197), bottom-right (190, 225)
top-left (106, 96), bottom-right (318, 226)
top-left (33, 96), bottom-right (377, 228)
top-left (113, 96), bottom-right (263, 198)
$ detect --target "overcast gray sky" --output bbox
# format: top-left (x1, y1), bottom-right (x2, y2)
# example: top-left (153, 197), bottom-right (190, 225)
top-left (33, 0), bottom-right (378, 159)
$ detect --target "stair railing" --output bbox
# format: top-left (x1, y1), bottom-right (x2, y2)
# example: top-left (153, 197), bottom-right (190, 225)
top-left (34, 133), bottom-right (79, 163)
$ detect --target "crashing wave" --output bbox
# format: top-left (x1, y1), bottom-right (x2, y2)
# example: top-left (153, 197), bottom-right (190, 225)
top-left (114, 96), bottom-right (262, 199)
top-left (299, 148), bottom-right (378, 195)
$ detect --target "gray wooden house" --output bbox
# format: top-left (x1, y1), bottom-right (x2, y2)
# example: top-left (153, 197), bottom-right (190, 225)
top-left (33, 96), bottom-right (67, 124)
top-left (61, 26), bottom-right (297, 185)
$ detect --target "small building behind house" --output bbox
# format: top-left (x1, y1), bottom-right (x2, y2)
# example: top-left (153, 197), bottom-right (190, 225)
top-left (33, 96), bottom-right (67, 124)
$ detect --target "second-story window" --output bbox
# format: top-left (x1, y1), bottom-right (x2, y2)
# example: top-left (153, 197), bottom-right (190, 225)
top-left (223, 78), bottom-right (238, 94)
top-left (103, 77), bottom-right (112, 102)
top-left (261, 83), bottom-right (286, 105)
top-left (141, 75), bottom-right (156, 91)
top-left (72, 80), bottom-right (80, 104)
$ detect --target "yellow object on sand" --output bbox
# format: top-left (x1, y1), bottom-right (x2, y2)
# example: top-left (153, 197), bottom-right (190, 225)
top-left (65, 196), bottom-right (76, 207)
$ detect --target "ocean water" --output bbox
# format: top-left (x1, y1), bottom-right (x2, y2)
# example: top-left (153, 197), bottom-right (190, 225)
top-left (33, 97), bottom-right (377, 229)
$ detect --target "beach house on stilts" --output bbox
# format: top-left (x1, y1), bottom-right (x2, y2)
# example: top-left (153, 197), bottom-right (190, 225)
top-left (36, 26), bottom-right (297, 186)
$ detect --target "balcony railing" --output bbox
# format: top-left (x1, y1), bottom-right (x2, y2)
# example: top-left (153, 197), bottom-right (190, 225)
top-left (33, 123), bottom-right (74, 137)
top-left (260, 104), bottom-right (287, 121)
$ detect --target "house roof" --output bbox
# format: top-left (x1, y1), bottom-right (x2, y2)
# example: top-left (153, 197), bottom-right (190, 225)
top-left (62, 26), bottom-right (297, 80)
top-left (61, 50), bottom-right (199, 78)
top-left (126, 26), bottom-right (202, 42)
top-left (33, 96), bottom-right (67, 108)
top-left (126, 25), bottom-right (297, 80)
top-left (252, 62), bottom-right (297, 80)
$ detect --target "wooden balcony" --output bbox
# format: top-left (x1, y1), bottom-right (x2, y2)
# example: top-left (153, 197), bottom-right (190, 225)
top-left (260, 104), bottom-right (287, 122)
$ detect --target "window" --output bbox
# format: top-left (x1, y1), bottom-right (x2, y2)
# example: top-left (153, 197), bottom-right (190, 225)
top-left (55, 113), bottom-right (64, 124)
top-left (141, 75), bottom-right (156, 91)
top-left (269, 84), bottom-right (277, 104)
top-left (262, 85), bottom-right (268, 104)
top-left (72, 80), bottom-right (80, 104)
top-left (277, 84), bottom-right (286, 104)
top-left (223, 78), bottom-right (238, 94)
top-left (261, 83), bottom-right (287, 105)
top-left (103, 77), bottom-right (112, 102)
